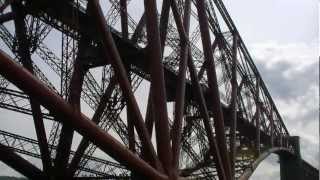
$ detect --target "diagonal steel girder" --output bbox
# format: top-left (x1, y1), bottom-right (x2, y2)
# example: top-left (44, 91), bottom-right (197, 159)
top-left (0, 49), bottom-right (168, 179)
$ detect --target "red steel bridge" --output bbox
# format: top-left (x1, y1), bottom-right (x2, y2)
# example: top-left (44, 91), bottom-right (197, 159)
top-left (0, 0), bottom-right (318, 179)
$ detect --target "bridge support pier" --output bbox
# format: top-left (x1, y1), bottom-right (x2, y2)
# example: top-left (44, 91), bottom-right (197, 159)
top-left (280, 136), bottom-right (302, 180)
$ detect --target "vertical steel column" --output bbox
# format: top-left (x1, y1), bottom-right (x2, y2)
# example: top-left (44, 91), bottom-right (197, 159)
top-left (170, 0), bottom-right (190, 174)
top-left (12, 3), bottom-right (52, 175)
top-left (142, 91), bottom-right (163, 171)
top-left (195, 0), bottom-right (232, 179)
top-left (89, 0), bottom-right (160, 168)
top-left (127, 105), bottom-right (136, 153)
top-left (120, 0), bottom-right (128, 39)
top-left (125, 69), bottom-right (137, 178)
top-left (229, 32), bottom-right (238, 180)
top-left (68, 76), bottom-right (117, 176)
top-left (144, 0), bottom-right (172, 176)
top-left (270, 111), bottom-right (274, 147)
top-left (126, 72), bottom-right (136, 152)
top-left (197, 39), bottom-right (219, 81)
top-left (187, 52), bottom-right (226, 180)
top-left (255, 78), bottom-right (261, 155)
top-left (159, 0), bottom-right (171, 52)
top-left (54, 39), bottom-right (86, 177)
top-left (145, 92), bottom-right (155, 138)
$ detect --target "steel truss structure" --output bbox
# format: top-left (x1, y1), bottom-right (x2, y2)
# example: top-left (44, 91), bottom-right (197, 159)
top-left (0, 0), bottom-right (318, 179)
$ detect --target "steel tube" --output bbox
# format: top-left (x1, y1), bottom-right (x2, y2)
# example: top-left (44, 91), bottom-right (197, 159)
top-left (0, 50), bottom-right (168, 180)
top-left (229, 33), bottom-right (238, 180)
top-left (68, 76), bottom-right (118, 176)
top-left (173, 2), bottom-right (226, 177)
top-left (12, 3), bottom-right (52, 175)
top-left (126, 73), bottom-right (136, 153)
top-left (127, 103), bottom-right (136, 151)
top-left (213, 0), bottom-right (290, 136)
top-left (126, 71), bottom-right (137, 178)
top-left (55, 51), bottom-right (85, 178)
top-left (170, 0), bottom-right (190, 173)
top-left (0, 144), bottom-right (45, 179)
top-left (142, 91), bottom-right (163, 171)
top-left (88, 0), bottom-right (160, 168)
top-left (255, 78), bottom-right (261, 155)
top-left (195, 0), bottom-right (232, 178)
top-left (159, 0), bottom-right (171, 52)
top-left (144, 0), bottom-right (173, 176)
top-left (120, 0), bottom-right (128, 39)
top-left (187, 52), bottom-right (226, 180)
top-left (145, 91), bottom-right (155, 138)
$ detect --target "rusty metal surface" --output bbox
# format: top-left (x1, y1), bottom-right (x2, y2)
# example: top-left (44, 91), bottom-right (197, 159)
top-left (0, 0), bottom-right (317, 179)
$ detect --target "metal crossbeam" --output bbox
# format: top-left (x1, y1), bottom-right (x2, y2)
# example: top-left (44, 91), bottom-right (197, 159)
top-left (0, 0), bottom-right (317, 179)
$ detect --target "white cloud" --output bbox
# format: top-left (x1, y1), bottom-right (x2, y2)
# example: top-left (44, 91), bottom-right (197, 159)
top-left (247, 40), bottom-right (319, 178)
top-left (249, 41), bottom-right (317, 73)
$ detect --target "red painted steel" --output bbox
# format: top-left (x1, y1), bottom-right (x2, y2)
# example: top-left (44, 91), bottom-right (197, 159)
top-left (195, 0), bottom-right (232, 179)
top-left (0, 49), bottom-right (168, 180)
top-left (88, 0), bottom-right (161, 169)
top-left (229, 33), bottom-right (238, 180)
top-left (187, 52), bottom-right (227, 180)
top-left (0, 144), bottom-right (45, 179)
top-left (67, 76), bottom-right (118, 176)
top-left (170, 0), bottom-right (190, 174)
top-left (0, 0), bottom-right (309, 179)
top-left (12, 3), bottom-right (52, 175)
top-left (120, 0), bottom-right (128, 39)
top-left (144, 0), bottom-right (173, 176)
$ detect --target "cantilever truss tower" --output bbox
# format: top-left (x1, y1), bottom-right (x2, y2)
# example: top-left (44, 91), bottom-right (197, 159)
top-left (0, 0), bottom-right (318, 179)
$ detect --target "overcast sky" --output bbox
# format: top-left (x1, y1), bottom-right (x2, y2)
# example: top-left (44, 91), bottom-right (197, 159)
top-left (0, 0), bottom-right (318, 179)
top-left (223, 0), bottom-right (318, 179)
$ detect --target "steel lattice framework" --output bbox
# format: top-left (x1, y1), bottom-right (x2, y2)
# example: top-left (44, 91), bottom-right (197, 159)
top-left (0, 0), bottom-right (318, 179)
